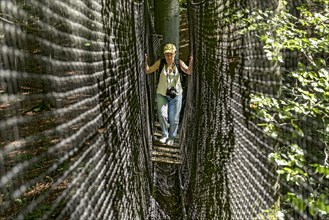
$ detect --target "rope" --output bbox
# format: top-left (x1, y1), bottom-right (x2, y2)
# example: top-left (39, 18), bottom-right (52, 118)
top-left (0, 0), bottom-right (326, 219)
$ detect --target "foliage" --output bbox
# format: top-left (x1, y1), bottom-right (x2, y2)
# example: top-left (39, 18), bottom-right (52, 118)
top-left (179, 0), bottom-right (188, 8)
top-left (242, 0), bottom-right (329, 218)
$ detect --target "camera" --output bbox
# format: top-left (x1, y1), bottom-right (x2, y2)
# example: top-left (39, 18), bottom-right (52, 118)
top-left (166, 87), bottom-right (178, 98)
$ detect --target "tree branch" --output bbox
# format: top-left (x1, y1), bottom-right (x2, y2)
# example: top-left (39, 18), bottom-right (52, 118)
top-left (324, 144), bottom-right (328, 166)
top-left (0, 16), bottom-right (14, 24)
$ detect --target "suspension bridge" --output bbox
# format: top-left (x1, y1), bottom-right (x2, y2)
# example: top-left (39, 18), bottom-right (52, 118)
top-left (0, 0), bottom-right (328, 219)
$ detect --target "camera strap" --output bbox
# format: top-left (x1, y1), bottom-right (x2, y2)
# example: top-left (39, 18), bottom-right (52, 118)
top-left (158, 58), bottom-right (182, 83)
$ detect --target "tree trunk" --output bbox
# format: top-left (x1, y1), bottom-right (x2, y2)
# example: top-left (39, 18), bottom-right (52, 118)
top-left (154, 0), bottom-right (180, 59)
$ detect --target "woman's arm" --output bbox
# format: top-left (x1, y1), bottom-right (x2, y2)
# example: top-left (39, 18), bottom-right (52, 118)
top-left (179, 56), bottom-right (193, 75)
top-left (145, 54), bottom-right (160, 74)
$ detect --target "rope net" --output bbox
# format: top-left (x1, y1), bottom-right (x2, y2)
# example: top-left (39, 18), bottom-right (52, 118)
top-left (181, 0), bottom-right (328, 219)
top-left (1, 0), bottom-right (153, 219)
top-left (0, 0), bottom-right (328, 219)
top-left (181, 0), bottom-right (280, 219)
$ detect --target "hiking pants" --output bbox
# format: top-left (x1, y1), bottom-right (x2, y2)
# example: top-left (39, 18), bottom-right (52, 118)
top-left (156, 93), bottom-right (182, 140)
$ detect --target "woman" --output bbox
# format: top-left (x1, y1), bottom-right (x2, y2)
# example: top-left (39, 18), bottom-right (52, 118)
top-left (145, 43), bottom-right (193, 145)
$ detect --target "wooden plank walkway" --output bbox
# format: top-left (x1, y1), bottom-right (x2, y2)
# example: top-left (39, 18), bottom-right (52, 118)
top-left (151, 122), bottom-right (182, 164)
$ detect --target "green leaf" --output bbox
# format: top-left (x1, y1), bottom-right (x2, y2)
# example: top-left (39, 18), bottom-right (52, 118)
top-left (319, 68), bottom-right (328, 78)
top-left (291, 195), bottom-right (307, 212)
top-left (315, 194), bottom-right (329, 213)
top-left (316, 165), bottom-right (329, 176)
top-left (309, 200), bottom-right (318, 217)
top-left (33, 107), bottom-right (41, 112)
top-left (277, 169), bottom-right (285, 174)
top-left (275, 158), bottom-right (289, 166)
top-left (283, 167), bottom-right (292, 173)
top-left (291, 120), bottom-right (304, 137)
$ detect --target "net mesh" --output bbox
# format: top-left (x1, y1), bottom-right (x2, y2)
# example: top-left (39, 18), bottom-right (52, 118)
top-left (0, 0), bottom-right (328, 219)
top-left (1, 0), bottom-right (153, 219)
top-left (180, 0), bottom-right (280, 219)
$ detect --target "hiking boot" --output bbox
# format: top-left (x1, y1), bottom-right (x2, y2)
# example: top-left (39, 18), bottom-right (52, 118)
top-left (166, 139), bottom-right (174, 146)
top-left (159, 137), bottom-right (167, 144)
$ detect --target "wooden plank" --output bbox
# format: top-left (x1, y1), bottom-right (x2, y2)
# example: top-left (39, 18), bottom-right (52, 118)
top-left (153, 131), bottom-right (180, 140)
top-left (153, 141), bottom-right (179, 148)
top-left (153, 146), bottom-right (180, 153)
top-left (153, 131), bottom-right (162, 137)
top-left (152, 151), bottom-right (181, 158)
top-left (151, 157), bottom-right (182, 164)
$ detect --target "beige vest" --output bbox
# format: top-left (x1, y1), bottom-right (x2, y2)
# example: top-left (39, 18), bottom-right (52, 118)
top-left (156, 64), bottom-right (183, 96)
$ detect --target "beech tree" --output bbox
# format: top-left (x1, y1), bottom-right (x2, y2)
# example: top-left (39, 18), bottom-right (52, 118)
top-left (154, 0), bottom-right (180, 59)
